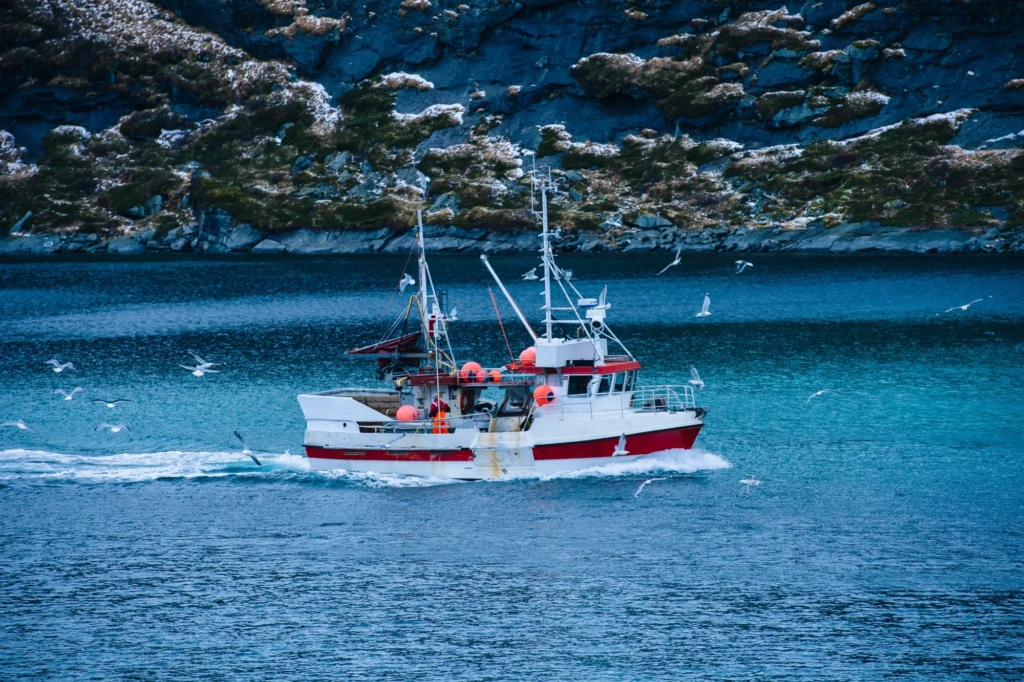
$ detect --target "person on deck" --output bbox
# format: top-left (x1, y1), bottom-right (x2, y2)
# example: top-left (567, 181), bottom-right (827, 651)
top-left (428, 394), bottom-right (450, 418)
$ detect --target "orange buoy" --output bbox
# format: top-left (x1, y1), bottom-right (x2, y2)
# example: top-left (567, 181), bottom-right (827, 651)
top-left (473, 367), bottom-right (487, 383)
top-left (519, 346), bottom-right (537, 367)
top-left (460, 361), bottom-right (482, 381)
top-left (487, 369), bottom-right (502, 383)
top-left (396, 405), bottom-right (419, 421)
top-left (533, 384), bottom-right (555, 406)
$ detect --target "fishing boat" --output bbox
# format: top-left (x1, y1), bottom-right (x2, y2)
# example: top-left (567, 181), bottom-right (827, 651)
top-left (297, 176), bottom-right (706, 479)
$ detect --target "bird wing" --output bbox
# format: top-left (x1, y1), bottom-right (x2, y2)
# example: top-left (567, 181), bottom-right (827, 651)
top-left (701, 294), bottom-right (710, 313)
top-left (96, 423), bottom-right (112, 430)
top-left (180, 365), bottom-right (197, 371)
top-left (71, 387), bottom-right (82, 394)
top-left (46, 359), bottom-right (59, 367)
top-left (967, 299), bottom-right (983, 306)
top-left (674, 246), bottom-right (681, 259)
top-left (202, 368), bottom-right (220, 373)
top-left (53, 389), bottom-right (67, 397)
top-left (690, 366), bottom-right (701, 383)
top-left (119, 424), bottom-right (132, 432)
top-left (657, 262), bottom-right (673, 275)
top-left (598, 285), bottom-right (607, 308)
top-left (190, 352), bottom-right (208, 365)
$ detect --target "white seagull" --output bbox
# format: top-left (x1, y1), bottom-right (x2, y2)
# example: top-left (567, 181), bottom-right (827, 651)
top-left (399, 273), bottom-right (416, 293)
top-left (553, 226), bottom-right (563, 240)
top-left (2, 420), bottom-right (33, 432)
top-left (89, 398), bottom-right (136, 408)
top-left (612, 434), bottom-right (629, 457)
top-left (689, 367), bottom-right (705, 390)
top-left (53, 387), bottom-right (83, 401)
top-left (46, 359), bottom-right (74, 373)
top-left (695, 293), bottom-right (711, 317)
top-left (522, 267), bottom-right (539, 281)
top-left (562, 269), bottom-right (573, 281)
top-left (96, 423), bottom-right (131, 433)
top-left (635, 477), bottom-right (668, 497)
top-left (657, 246), bottom-right (682, 275)
top-left (181, 364), bottom-right (219, 378)
top-left (448, 307), bottom-right (458, 321)
top-left (189, 352), bottom-right (221, 370)
top-left (735, 260), bottom-right (754, 273)
top-left (941, 298), bottom-right (984, 314)
top-left (234, 430), bottom-right (262, 466)
top-left (806, 389), bottom-right (836, 404)
top-left (739, 475), bottom-right (761, 495)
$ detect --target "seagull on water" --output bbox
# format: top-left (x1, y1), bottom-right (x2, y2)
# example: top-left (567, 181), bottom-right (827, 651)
top-left (806, 389), bottom-right (836, 404)
top-left (657, 246), bottom-right (682, 275)
top-left (612, 434), bottom-right (629, 457)
top-left (2, 420), bottom-right (33, 432)
top-left (689, 366), bottom-right (705, 390)
top-left (448, 307), bottom-right (458, 321)
top-left (233, 430), bottom-right (262, 466)
top-left (53, 387), bottom-right (83, 401)
top-left (735, 260), bottom-right (754, 273)
top-left (941, 298), bottom-right (985, 314)
top-left (522, 267), bottom-right (539, 281)
top-left (635, 477), bottom-right (668, 497)
top-left (695, 293), bottom-right (711, 318)
top-left (562, 269), bottom-right (573, 281)
top-left (46, 359), bottom-right (74, 373)
top-left (89, 398), bottom-right (135, 408)
top-left (181, 364), bottom-right (219, 378)
top-left (739, 475), bottom-right (761, 496)
top-left (399, 273), bottom-right (415, 293)
top-left (96, 423), bottom-right (131, 433)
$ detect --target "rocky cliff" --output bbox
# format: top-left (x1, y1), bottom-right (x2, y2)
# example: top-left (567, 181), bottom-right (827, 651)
top-left (1, 0), bottom-right (1023, 254)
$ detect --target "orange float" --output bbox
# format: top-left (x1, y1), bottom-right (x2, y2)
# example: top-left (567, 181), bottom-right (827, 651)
top-left (396, 405), bottom-right (419, 421)
top-left (519, 346), bottom-right (537, 367)
top-left (460, 361), bottom-right (482, 381)
top-left (487, 369), bottom-right (502, 383)
top-left (533, 384), bottom-right (555, 406)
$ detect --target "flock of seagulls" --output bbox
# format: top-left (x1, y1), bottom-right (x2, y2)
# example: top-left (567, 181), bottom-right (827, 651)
top-left (3, 353), bottom-right (262, 467)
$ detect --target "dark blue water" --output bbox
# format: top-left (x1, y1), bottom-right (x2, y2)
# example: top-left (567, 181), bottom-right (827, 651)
top-left (1, 254), bottom-right (1023, 680)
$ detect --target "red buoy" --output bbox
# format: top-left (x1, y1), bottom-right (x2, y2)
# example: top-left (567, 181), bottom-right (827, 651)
top-left (460, 361), bottom-right (482, 381)
top-left (519, 347), bottom-right (537, 367)
top-left (396, 405), bottom-right (419, 421)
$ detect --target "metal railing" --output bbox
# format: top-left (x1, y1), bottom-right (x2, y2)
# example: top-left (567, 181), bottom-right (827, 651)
top-left (629, 385), bottom-right (696, 412)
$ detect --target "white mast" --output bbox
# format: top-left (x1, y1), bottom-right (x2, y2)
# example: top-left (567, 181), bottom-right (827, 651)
top-left (417, 209), bottom-right (428, 322)
top-left (541, 182), bottom-right (553, 341)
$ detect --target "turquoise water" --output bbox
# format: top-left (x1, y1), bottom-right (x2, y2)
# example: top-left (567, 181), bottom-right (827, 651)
top-left (1, 254), bottom-right (1023, 679)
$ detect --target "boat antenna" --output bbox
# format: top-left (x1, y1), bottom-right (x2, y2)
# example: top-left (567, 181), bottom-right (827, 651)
top-left (540, 175), bottom-right (553, 341)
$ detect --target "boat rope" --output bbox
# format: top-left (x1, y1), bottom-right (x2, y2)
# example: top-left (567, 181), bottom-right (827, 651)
top-left (489, 287), bottom-right (517, 365)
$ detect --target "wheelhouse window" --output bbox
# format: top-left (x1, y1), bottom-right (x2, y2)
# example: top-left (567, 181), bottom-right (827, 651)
top-left (598, 375), bottom-right (612, 393)
top-left (613, 373), bottom-right (625, 392)
top-left (567, 376), bottom-right (590, 396)
top-left (623, 371), bottom-right (635, 392)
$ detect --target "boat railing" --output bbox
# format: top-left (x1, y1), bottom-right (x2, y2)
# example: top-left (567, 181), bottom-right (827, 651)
top-left (630, 385), bottom-right (696, 412)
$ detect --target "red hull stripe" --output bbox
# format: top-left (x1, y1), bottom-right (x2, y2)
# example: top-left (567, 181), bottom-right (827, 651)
top-left (532, 425), bottom-right (702, 460)
top-left (305, 447), bottom-right (474, 462)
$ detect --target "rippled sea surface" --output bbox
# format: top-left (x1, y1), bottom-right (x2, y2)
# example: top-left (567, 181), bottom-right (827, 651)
top-left (1, 253), bottom-right (1023, 680)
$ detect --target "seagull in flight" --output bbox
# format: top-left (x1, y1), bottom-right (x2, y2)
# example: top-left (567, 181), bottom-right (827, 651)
top-left (612, 434), bottom-right (629, 456)
top-left (89, 398), bottom-right (135, 408)
top-left (806, 389), bottom-right (836, 404)
top-left (562, 269), bottom-right (573, 281)
top-left (399, 273), bottom-right (415, 293)
top-left (46, 359), bottom-right (74, 373)
top-left (941, 298), bottom-right (984, 314)
top-left (635, 477), bottom-right (668, 497)
top-left (739, 475), bottom-right (761, 496)
top-left (657, 246), bottom-right (682, 275)
top-left (522, 267), bottom-right (539, 281)
top-left (234, 430), bottom-right (262, 466)
top-left (188, 352), bottom-right (221, 370)
top-left (53, 387), bottom-right (83, 401)
top-left (95, 423), bottom-right (131, 433)
top-left (181, 364), bottom-right (219, 378)
top-left (553, 226), bottom-right (563, 240)
top-left (735, 260), bottom-right (753, 273)
top-left (689, 367), bottom-right (705, 390)
top-left (2, 420), bottom-right (33, 432)
top-left (695, 293), bottom-right (711, 317)
top-left (448, 307), bottom-right (458, 321)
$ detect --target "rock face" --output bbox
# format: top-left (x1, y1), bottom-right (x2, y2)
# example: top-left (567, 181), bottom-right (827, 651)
top-left (1, 0), bottom-right (1023, 250)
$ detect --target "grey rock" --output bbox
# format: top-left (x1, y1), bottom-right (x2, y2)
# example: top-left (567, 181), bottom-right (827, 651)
top-left (326, 150), bottom-right (353, 173)
top-left (134, 229), bottom-right (157, 243)
top-left (224, 223), bottom-right (263, 251)
top-left (276, 229), bottom-right (339, 254)
top-left (635, 213), bottom-right (673, 229)
top-left (200, 209), bottom-right (233, 235)
top-left (251, 239), bottom-right (287, 253)
top-left (771, 103), bottom-right (827, 128)
top-left (292, 153), bottom-right (317, 176)
top-left (143, 195), bottom-right (163, 216)
top-left (107, 237), bottom-right (147, 254)
top-left (696, 156), bottom-right (732, 175)
top-left (9, 211), bottom-right (32, 235)
top-left (0, 235), bottom-right (60, 254)
top-left (844, 43), bottom-right (879, 62)
top-left (169, 238), bottom-right (191, 252)
top-left (294, 183), bottom-right (341, 200)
